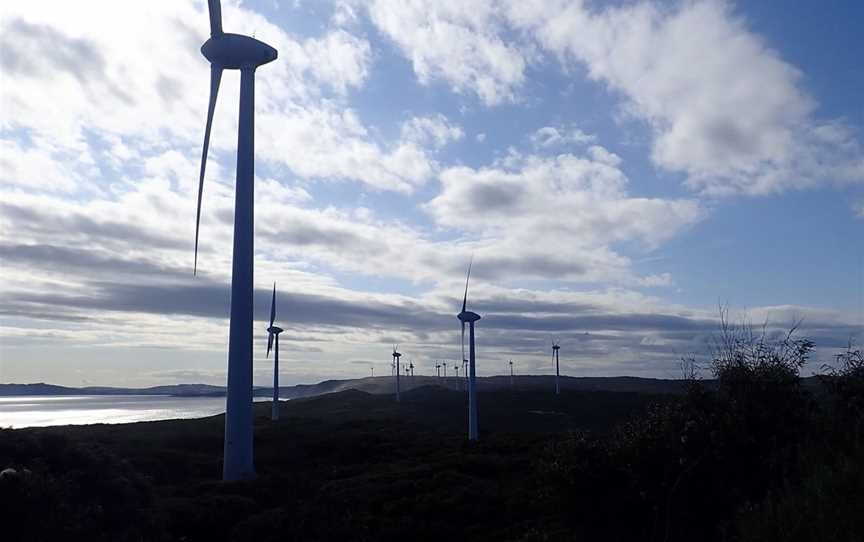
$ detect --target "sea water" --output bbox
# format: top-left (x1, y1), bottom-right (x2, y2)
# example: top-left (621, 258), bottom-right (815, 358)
top-left (0, 395), bottom-right (272, 428)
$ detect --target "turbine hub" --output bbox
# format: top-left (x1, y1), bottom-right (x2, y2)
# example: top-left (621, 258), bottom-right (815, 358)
top-left (267, 326), bottom-right (283, 334)
top-left (202, 34), bottom-right (277, 69)
top-left (458, 310), bottom-right (481, 323)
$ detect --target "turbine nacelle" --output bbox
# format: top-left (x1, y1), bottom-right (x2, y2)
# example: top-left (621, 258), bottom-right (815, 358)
top-left (202, 34), bottom-right (277, 69)
top-left (457, 310), bottom-right (481, 323)
top-left (267, 325), bottom-right (283, 335)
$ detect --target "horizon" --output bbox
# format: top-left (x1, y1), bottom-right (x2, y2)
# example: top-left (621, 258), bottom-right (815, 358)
top-left (1, 0), bottom-right (863, 388)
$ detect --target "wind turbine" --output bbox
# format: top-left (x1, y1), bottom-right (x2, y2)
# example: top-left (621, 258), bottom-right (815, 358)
top-left (457, 260), bottom-right (481, 441)
top-left (392, 345), bottom-right (402, 402)
top-left (552, 340), bottom-right (561, 395)
top-left (266, 283), bottom-right (283, 422)
top-left (194, 0), bottom-right (278, 481)
top-left (436, 363), bottom-right (441, 377)
top-left (509, 360), bottom-right (514, 389)
top-left (443, 361), bottom-right (448, 377)
top-left (409, 361), bottom-right (414, 378)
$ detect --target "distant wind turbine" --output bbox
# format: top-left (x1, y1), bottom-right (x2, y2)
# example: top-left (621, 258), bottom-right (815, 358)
top-left (509, 360), bottom-right (514, 389)
top-left (392, 345), bottom-right (402, 402)
top-left (443, 361), bottom-right (448, 378)
top-left (457, 260), bottom-right (481, 441)
top-left (409, 361), bottom-right (414, 378)
top-left (194, 0), bottom-right (278, 481)
top-left (371, 367), bottom-right (374, 378)
top-left (552, 340), bottom-right (561, 395)
top-left (266, 283), bottom-right (283, 422)
top-left (436, 363), bottom-right (441, 377)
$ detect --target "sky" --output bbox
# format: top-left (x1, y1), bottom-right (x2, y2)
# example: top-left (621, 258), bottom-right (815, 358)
top-left (0, 0), bottom-right (862, 388)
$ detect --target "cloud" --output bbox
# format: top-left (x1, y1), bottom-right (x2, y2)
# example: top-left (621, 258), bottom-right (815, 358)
top-left (401, 113), bottom-right (464, 148)
top-left (530, 125), bottom-right (596, 148)
top-left (426, 148), bottom-right (704, 283)
top-left (0, 1), bottom-right (438, 195)
top-left (506, 0), bottom-right (864, 195)
top-left (367, 0), bottom-right (529, 105)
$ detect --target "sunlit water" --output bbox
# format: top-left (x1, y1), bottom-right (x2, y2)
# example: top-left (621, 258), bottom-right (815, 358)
top-left (0, 395), bottom-right (273, 429)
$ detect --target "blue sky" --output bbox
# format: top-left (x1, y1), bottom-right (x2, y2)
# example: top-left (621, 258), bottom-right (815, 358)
top-left (0, 0), bottom-right (862, 387)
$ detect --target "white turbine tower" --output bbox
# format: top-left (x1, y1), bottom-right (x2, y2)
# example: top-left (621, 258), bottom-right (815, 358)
top-left (392, 345), bottom-right (402, 402)
top-left (193, 0), bottom-right (277, 481)
top-left (457, 261), bottom-right (481, 441)
top-left (266, 283), bottom-right (283, 421)
top-left (552, 340), bottom-right (561, 395)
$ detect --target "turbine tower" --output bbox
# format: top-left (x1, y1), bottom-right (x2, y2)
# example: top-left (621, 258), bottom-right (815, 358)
top-left (443, 361), bottom-right (447, 378)
top-left (392, 345), bottom-right (402, 402)
top-left (436, 363), bottom-right (441, 377)
top-left (194, 0), bottom-right (278, 481)
top-left (266, 283), bottom-right (283, 422)
top-left (509, 360), bottom-right (514, 389)
top-left (552, 340), bottom-right (561, 395)
top-left (457, 260), bottom-right (481, 441)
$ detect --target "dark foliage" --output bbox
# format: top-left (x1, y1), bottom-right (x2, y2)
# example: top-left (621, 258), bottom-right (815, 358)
top-left (1, 334), bottom-right (862, 542)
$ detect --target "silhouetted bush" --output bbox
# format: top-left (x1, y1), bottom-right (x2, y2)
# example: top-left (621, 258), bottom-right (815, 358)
top-left (0, 429), bottom-right (161, 542)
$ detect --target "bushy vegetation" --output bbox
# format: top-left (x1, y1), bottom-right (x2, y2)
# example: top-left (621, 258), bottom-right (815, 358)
top-left (1, 326), bottom-right (862, 541)
top-left (535, 317), bottom-right (864, 541)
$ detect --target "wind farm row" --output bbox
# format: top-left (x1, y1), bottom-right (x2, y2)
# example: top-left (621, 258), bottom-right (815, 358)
top-left (190, 0), bottom-right (568, 481)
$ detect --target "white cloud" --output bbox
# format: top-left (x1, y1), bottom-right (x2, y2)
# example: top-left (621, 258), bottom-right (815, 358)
top-left (506, 0), bottom-right (864, 195)
top-left (401, 113), bottom-right (464, 148)
top-left (367, 0), bottom-right (528, 105)
top-left (0, 1), bottom-right (438, 195)
top-left (530, 125), bottom-right (595, 148)
top-left (426, 147), bottom-right (704, 283)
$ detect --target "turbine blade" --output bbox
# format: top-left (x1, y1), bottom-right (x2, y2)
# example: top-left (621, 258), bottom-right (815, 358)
top-left (208, 0), bottom-right (223, 36)
top-left (269, 282), bottom-right (276, 328)
top-left (267, 331), bottom-right (273, 358)
top-left (194, 64), bottom-right (223, 275)
top-left (461, 257), bottom-right (473, 312)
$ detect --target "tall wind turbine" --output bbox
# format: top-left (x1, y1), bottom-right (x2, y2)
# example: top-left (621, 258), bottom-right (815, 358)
top-left (194, 0), bottom-right (278, 481)
top-left (509, 360), bottom-right (514, 389)
top-left (436, 363), bottom-right (441, 377)
top-left (552, 340), bottom-right (561, 395)
top-left (443, 361), bottom-right (448, 377)
top-left (392, 345), bottom-right (402, 402)
top-left (457, 260), bottom-right (481, 441)
top-left (266, 283), bottom-right (283, 422)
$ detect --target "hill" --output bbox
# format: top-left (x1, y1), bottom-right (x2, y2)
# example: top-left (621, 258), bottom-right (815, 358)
top-left (0, 374), bottom-right (692, 398)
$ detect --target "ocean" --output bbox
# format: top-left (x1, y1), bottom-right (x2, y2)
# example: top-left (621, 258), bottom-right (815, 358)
top-left (0, 395), bottom-right (273, 428)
